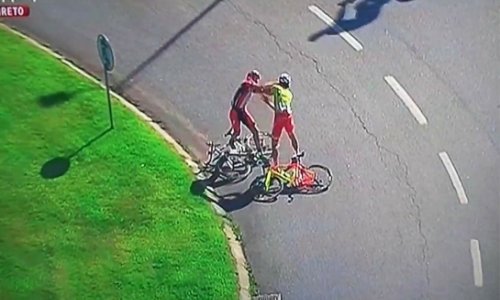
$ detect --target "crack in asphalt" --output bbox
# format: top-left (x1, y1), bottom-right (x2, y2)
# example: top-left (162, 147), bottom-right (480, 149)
top-left (227, 2), bottom-right (431, 295)
top-left (397, 146), bottom-right (431, 293)
top-left (396, 226), bottom-right (404, 248)
top-left (289, 44), bottom-right (388, 166)
top-left (227, 1), bottom-right (294, 60)
top-left (289, 43), bottom-right (432, 295)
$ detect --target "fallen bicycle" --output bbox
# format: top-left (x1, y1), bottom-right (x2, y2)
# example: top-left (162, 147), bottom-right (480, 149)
top-left (249, 151), bottom-right (333, 202)
top-left (199, 131), bottom-right (273, 183)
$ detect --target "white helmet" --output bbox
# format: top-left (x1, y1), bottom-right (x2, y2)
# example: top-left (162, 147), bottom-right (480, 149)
top-left (278, 73), bottom-right (291, 86)
top-left (247, 69), bottom-right (261, 82)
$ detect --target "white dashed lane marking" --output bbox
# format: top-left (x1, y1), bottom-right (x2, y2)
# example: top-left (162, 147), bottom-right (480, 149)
top-left (470, 239), bottom-right (484, 287)
top-left (308, 5), bottom-right (363, 52)
top-left (384, 75), bottom-right (428, 125)
top-left (438, 152), bottom-right (469, 205)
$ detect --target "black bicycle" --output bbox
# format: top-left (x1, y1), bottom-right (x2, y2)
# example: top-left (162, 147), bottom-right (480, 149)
top-left (200, 131), bottom-right (273, 183)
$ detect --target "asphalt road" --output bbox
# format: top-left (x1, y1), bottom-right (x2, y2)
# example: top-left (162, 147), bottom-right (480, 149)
top-left (4, 0), bottom-right (499, 299)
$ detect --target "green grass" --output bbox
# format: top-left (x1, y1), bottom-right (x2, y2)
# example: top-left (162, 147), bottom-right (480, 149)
top-left (0, 27), bottom-right (238, 300)
top-left (227, 220), bottom-right (258, 296)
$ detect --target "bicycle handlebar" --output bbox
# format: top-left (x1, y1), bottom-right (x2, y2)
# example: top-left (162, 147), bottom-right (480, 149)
top-left (294, 151), bottom-right (305, 158)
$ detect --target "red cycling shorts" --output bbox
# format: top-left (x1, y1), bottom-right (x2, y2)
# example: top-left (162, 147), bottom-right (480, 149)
top-left (229, 108), bottom-right (256, 136)
top-left (272, 113), bottom-right (295, 140)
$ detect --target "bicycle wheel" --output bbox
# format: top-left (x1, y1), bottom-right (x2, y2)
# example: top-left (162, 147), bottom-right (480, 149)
top-left (250, 175), bottom-right (283, 202)
top-left (215, 155), bottom-right (251, 183)
top-left (300, 164), bottom-right (332, 194)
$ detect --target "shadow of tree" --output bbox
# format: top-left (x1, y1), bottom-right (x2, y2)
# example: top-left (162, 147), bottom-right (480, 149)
top-left (38, 91), bottom-right (76, 107)
top-left (38, 88), bottom-right (94, 108)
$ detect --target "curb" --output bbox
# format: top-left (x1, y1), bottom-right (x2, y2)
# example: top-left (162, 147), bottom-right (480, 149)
top-left (0, 23), bottom-right (251, 300)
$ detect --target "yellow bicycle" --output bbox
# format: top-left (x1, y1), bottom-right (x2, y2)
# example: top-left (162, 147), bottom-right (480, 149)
top-left (251, 152), bottom-right (332, 202)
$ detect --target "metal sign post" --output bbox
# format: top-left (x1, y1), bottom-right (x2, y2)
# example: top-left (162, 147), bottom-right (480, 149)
top-left (97, 34), bottom-right (115, 128)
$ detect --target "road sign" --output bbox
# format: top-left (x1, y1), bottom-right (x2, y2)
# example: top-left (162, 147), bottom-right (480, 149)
top-left (96, 34), bottom-right (115, 128)
top-left (97, 34), bottom-right (114, 72)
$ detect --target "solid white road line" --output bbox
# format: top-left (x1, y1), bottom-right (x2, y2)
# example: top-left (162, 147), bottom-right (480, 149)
top-left (438, 152), bottom-right (469, 205)
top-left (470, 239), bottom-right (484, 287)
top-left (384, 75), bottom-right (428, 125)
top-left (308, 5), bottom-right (363, 52)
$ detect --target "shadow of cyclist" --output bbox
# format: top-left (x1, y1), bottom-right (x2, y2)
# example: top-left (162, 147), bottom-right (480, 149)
top-left (309, 0), bottom-right (391, 42)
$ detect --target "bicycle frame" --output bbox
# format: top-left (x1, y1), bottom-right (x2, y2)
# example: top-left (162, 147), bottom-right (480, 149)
top-left (263, 161), bottom-right (305, 191)
top-left (205, 133), bottom-right (270, 168)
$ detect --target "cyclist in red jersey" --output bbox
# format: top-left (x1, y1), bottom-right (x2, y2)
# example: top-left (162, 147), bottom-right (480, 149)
top-left (227, 70), bottom-right (267, 153)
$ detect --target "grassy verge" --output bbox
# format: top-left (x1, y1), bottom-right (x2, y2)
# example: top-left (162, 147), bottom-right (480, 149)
top-left (0, 27), bottom-right (238, 299)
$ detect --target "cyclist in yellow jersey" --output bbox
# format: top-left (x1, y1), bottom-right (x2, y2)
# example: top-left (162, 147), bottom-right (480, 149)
top-left (262, 73), bottom-right (299, 166)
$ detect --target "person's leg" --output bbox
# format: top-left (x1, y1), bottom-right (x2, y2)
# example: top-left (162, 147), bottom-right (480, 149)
top-left (251, 128), bottom-right (262, 153)
top-left (284, 115), bottom-right (301, 185)
top-left (229, 109), bottom-right (241, 148)
top-left (271, 138), bottom-right (279, 166)
top-left (285, 115), bottom-right (299, 154)
top-left (271, 114), bottom-right (285, 166)
top-left (241, 109), bottom-right (262, 153)
top-left (288, 132), bottom-right (299, 154)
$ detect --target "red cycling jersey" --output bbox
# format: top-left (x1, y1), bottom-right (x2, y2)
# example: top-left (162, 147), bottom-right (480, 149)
top-left (231, 79), bottom-right (259, 109)
top-left (229, 79), bottom-right (260, 136)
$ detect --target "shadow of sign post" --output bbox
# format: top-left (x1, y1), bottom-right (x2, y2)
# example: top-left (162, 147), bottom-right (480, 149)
top-left (40, 126), bottom-right (113, 179)
top-left (97, 34), bottom-right (115, 129)
top-left (38, 35), bottom-right (117, 180)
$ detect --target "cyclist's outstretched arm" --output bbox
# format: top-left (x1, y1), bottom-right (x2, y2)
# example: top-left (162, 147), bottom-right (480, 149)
top-left (260, 94), bottom-right (275, 110)
top-left (261, 80), bottom-right (278, 95)
top-left (249, 81), bottom-right (274, 108)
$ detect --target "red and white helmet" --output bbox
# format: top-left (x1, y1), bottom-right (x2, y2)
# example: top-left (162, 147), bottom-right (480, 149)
top-left (246, 69), bottom-right (261, 83)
